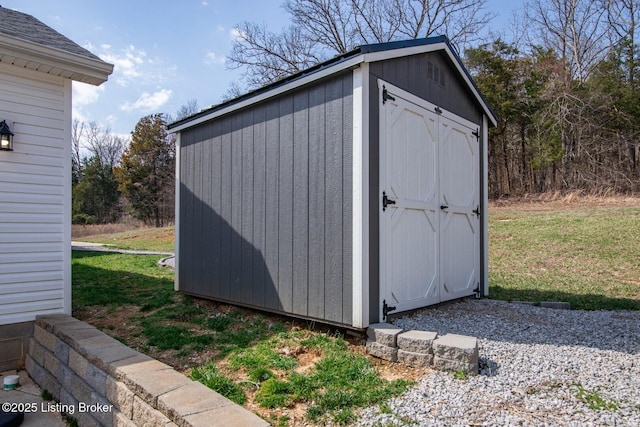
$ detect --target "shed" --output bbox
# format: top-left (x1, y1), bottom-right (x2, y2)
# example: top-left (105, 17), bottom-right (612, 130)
top-left (169, 36), bottom-right (496, 329)
top-left (0, 7), bottom-right (113, 370)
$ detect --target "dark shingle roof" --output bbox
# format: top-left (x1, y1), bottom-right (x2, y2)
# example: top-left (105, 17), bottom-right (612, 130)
top-left (0, 6), bottom-right (101, 61)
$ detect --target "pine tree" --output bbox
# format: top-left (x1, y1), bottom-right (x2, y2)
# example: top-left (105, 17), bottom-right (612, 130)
top-left (114, 114), bottom-right (175, 227)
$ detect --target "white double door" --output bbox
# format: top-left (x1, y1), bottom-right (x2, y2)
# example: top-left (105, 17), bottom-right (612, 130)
top-left (380, 82), bottom-right (480, 317)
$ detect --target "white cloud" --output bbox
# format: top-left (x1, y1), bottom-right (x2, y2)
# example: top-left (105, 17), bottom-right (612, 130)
top-left (202, 1), bottom-right (209, 5)
top-left (230, 28), bottom-right (246, 42)
top-left (72, 81), bottom-right (105, 123)
top-left (204, 51), bottom-right (225, 65)
top-left (73, 81), bottom-right (104, 106)
top-left (120, 89), bottom-right (173, 113)
top-left (97, 45), bottom-right (147, 86)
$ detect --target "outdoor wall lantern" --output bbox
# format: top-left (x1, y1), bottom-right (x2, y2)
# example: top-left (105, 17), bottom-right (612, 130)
top-left (0, 120), bottom-right (14, 151)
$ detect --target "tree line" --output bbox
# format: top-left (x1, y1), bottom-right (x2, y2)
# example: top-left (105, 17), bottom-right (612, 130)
top-left (73, 0), bottom-right (639, 227)
top-left (73, 111), bottom-right (187, 226)
top-left (228, 0), bottom-right (640, 197)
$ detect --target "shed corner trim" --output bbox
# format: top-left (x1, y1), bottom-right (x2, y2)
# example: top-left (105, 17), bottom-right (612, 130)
top-left (351, 64), bottom-right (370, 329)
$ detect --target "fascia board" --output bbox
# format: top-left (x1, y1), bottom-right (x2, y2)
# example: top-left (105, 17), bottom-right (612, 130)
top-left (0, 34), bottom-right (113, 85)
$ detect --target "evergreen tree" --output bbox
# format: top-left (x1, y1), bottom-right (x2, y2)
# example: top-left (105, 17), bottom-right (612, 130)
top-left (72, 155), bottom-right (120, 224)
top-left (114, 114), bottom-right (175, 227)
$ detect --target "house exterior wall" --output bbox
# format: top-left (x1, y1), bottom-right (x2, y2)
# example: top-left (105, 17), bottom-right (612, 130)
top-left (178, 72), bottom-right (354, 326)
top-left (0, 63), bottom-right (71, 327)
top-left (366, 51), bottom-right (485, 323)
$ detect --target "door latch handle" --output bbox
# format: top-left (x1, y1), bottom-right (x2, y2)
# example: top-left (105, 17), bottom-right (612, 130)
top-left (382, 191), bottom-right (396, 211)
top-left (440, 204), bottom-right (448, 210)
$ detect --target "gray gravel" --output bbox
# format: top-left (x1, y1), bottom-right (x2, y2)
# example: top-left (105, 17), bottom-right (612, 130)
top-left (357, 299), bottom-right (640, 426)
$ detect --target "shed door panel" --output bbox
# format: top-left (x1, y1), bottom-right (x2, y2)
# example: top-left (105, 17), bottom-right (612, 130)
top-left (380, 82), bottom-right (479, 318)
top-left (384, 96), bottom-right (439, 312)
top-left (439, 117), bottom-right (480, 300)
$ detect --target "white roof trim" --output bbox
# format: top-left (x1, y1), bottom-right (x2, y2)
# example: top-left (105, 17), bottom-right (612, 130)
top-left (171, 41), bottom-right (496, 133)
top-left (0, 33), bottom-right (113, 86)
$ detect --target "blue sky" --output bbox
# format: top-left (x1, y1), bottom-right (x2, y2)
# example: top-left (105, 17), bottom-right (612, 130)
top-left (7, 0), bottom-right (522, 138)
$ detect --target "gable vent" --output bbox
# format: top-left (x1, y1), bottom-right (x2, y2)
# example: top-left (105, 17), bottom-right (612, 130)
top-left (427, 60), bottom-right (445, 87)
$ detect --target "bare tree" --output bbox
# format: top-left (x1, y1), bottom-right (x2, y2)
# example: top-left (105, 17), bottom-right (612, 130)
top-left (174, 99), bottom-right (200, 121)
top-left (228, 22), bottom-right (323, 88)
top-left (84, 122), bottom-right (126, 169)
top-left (72, 119), bottom-right (85, 184)
top-left (526, 0), bottom-right (611, 83)
top-left (228, 0), bottom-right (493, 89)
top-left (603, 0), bottom-right (640, 90)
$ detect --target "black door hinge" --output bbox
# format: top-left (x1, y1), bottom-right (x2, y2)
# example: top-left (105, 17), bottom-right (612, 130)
top-left (473, 205), bottom-right (480, 217)
top-left (473, 283), bottom-right (481, 299)
top-left (472, 129), bottom-right (480, 140)
top-left (383, 299), bottom-right (396, 321)
top-left (382, 191), bottom-right (396, 211)
top-left (382, 86), bottom-right (395, 104)
top-left (435, 106), bottom-right (442, 115)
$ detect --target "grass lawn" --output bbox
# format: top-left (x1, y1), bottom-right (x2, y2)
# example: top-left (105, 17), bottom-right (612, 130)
top-left (489, 203), bottom-right (640, 310)
top-left (72, 197), bottom-right (640, 425)
top-left (72, 251), bottom-right (411, 425)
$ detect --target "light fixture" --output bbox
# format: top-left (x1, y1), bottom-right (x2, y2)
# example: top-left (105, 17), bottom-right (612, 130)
top-left (0, 120), bottom-right (14, 151)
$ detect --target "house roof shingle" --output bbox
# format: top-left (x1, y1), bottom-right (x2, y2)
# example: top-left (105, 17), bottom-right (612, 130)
top-left (0, 6), bottom-right (112, 85)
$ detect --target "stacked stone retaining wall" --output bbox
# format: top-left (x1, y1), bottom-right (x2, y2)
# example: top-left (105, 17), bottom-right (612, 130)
top-left (366, 323), bottom-right (479, 375)
top-left (26, 314), bottom-right (267, 427)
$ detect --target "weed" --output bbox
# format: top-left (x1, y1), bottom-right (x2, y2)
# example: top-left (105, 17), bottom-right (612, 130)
top-left (332, 408), bottom-right (357, 425)
top-left (379, 402), bottom-right (392, 414)
top-left (255, 378), bottom-right (293, 408)
top-left (41, 389), bottom-right (53, 401)
top-left (190, 364), bottom-right (246, 405)
top-left (248, 367), bottom-right (274, 383)
top-left (229, 340), bottom-right (297, 372)
top-left (204, 315), bottom-right (234, 331)
top-left (572, 384), bottom-right (618, 411)
top-left (453, 368), bottom-right (468, 380)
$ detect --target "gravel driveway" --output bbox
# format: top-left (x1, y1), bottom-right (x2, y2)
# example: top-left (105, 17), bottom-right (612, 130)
top-left (357, 299), bottom-right (640, 426)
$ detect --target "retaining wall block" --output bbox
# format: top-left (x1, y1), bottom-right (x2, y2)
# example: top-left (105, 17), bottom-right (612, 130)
top-left (397, 330), bottom-right (438, 354)
top-left (86, 364), bottom-right (108, 397)
top-left (107, 376), bottom-right (134, 419)
top-left (29, 337), bottom-right (45, 366)
top-left (113, 410), bottom-right (138, 427)
top-left (398, 349), bottom-right (434, 367)
top-left (366, 323), bottom-right (403, 347)
top-left (432, 334), bottom-right (479, 375)
top-left (54, 339), bottom-right (70, 365)
top-left (69, 347), bottom-right (88, 378)
top-left (433, 357), bottom-right (478, 376)
top-left (365, 341), bottom-right (398, 362)
top-left (132, 395), bottom-right (176, 427)
top-left (34, 324), bottom-right (56, 352)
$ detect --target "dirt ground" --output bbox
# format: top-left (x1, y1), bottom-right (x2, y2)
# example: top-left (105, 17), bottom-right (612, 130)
top-left (75, 298), bottom-right (428, 425)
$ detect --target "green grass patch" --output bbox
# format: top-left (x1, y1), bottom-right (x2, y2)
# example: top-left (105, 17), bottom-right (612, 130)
top-left (572, 384), bottom-right (618, 411)
top-left (72, 251), bottom-right (174, 311)
top-left (190, 364), bottom-right (247, 405)
top-left (489, 206), bottom-right (640, 310)
top-left (232, 332), bottom-right (412, 424)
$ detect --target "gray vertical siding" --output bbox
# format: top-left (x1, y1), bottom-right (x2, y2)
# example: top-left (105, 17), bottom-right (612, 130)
top-left (369, 51), bottom-right (482, 125)
top-left (179, 72), bottom-right (353, 326)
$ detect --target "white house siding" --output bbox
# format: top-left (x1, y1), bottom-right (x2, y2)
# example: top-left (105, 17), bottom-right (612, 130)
top-left (0, 62), bottom-right (71, 325)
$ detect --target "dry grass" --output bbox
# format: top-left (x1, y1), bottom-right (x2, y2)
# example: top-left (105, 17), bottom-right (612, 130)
top-left (72, 225), bottom-right (175, 252)
top-left (72, 223), bottom-right (143, 238)
top-left (490, 191), bottom-right (640, 211)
